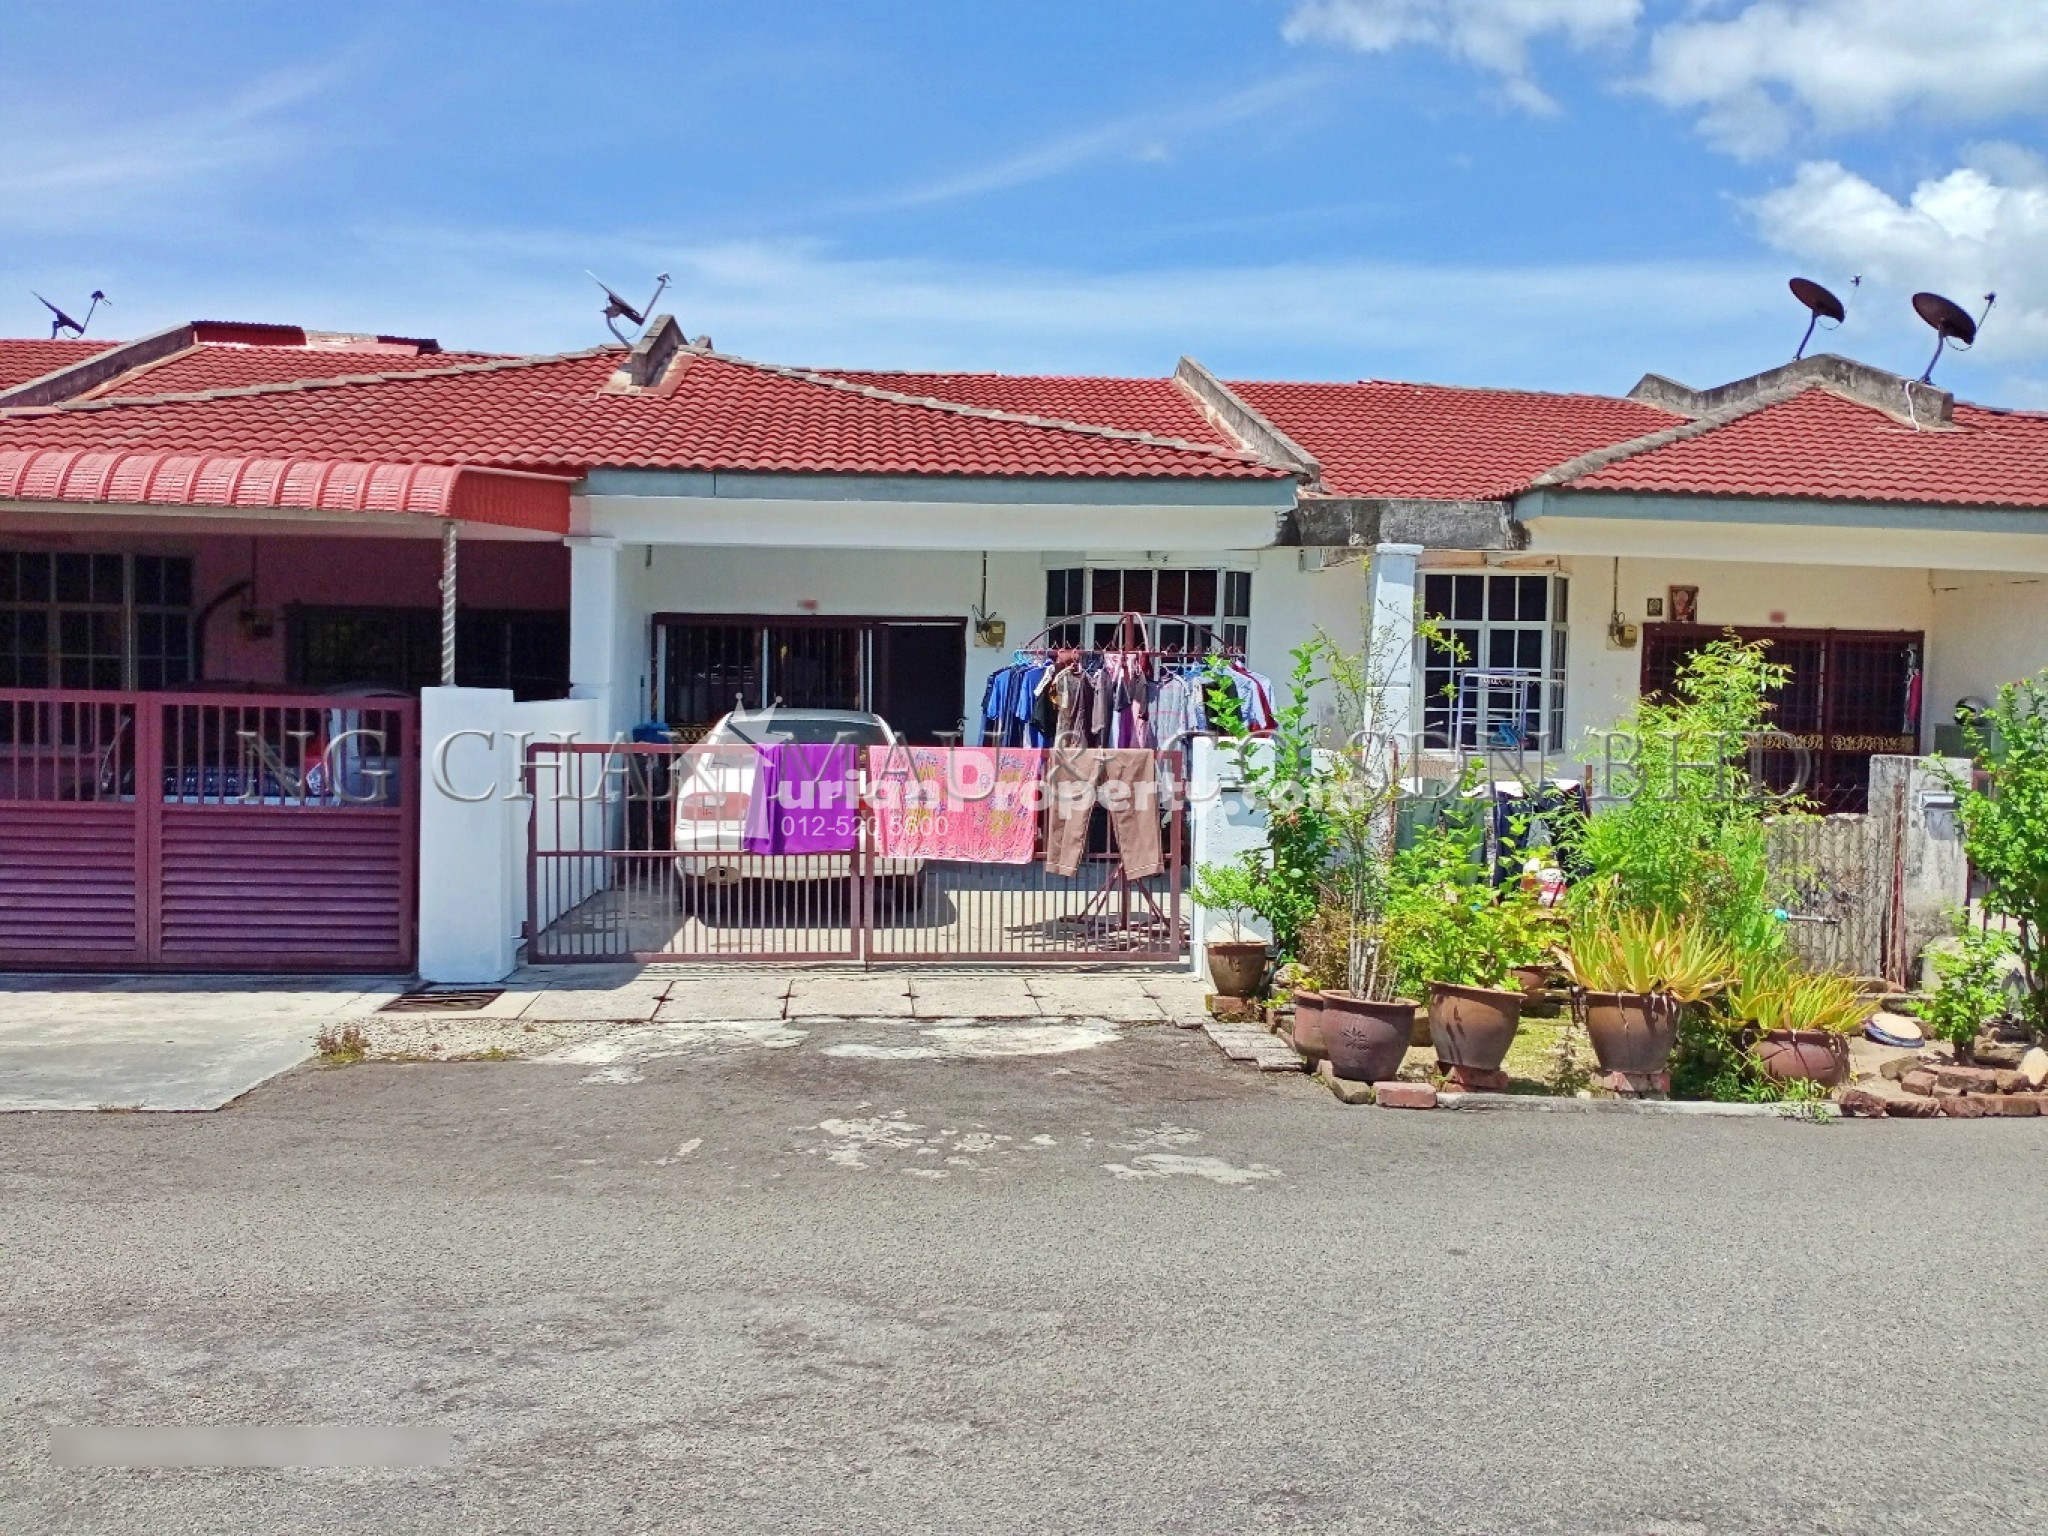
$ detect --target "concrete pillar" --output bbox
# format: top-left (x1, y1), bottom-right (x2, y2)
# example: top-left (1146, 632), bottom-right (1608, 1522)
top-left (417, 686), bottom-right (520, 983)
top-left (566, 534), bottom-right (625, 730)
top-left (1870, 754), bottom-right (1973, 986)
top-left (1187, 736), bottom-right (1275, 975)
top-left (1366, 543), bottom-right (1422, 744)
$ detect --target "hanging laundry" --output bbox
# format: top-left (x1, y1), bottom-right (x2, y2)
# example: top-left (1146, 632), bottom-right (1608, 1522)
top-left (867, 745), bottom-right (1045, 864)
top-left (1042, 747), bottom-right (1165, 881)
top-left (741, 744), bottom-right (860, 855)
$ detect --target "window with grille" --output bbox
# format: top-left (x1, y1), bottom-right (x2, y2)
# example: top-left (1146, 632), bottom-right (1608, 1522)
top-left (286, 607), bottom-right (569, 700)
top-left (0, 551), bottom-right (194, 690)
top-left (1043, 566), bottom-right (1249, 652)
top-left (1420, 572), bottom-right (1568, 753)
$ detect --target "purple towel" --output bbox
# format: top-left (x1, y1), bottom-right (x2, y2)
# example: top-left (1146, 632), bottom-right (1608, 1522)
top-left (741, 743), bottom-right (859, 855)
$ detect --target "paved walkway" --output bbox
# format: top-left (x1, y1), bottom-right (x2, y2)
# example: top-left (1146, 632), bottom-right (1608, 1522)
top-left (0, 966), bottom-right (1208, 1110)
top-left (0, 977), bottom-right (404, 1112)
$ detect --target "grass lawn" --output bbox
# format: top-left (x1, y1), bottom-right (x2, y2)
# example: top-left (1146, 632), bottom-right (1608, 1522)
top-left (1396, 1006), bottom-right (1595, 1094)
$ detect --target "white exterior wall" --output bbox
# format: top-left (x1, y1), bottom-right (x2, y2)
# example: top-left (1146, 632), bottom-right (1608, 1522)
top-left (604, 543), bottom-right (1369, 738)
top-left (1925, 571), bottom-right (2048, 726)
top-left (1556, 554), bottom-right (1937, 748)
top-left (418, 687), bottom-right (606, 983)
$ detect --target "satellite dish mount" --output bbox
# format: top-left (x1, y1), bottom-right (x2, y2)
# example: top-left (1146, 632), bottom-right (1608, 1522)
top-left (1912, 290), bottom-right (1995, 384)
top-left (1788, 275), bottom-right (1856, 361)
top-left (34, 289), bottom-right (109, 340)
top-left (587, 271), bottom-right (671, 345)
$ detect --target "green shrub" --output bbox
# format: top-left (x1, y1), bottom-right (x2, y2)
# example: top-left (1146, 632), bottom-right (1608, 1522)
top-left (1380, 809), bottom-right (1549, 999)
top-left (1938, 675), bottom-right (2048, 1030)
top-left (1925, 923), bottom-right (2020, 1050)
top-left (1571, 636), bottom-right (1791, 964)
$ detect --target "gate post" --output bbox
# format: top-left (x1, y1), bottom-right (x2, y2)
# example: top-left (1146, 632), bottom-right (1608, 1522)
top-left (418, 686), bottom-right (520, 983)
top-left (136, 697), bottom-right (164, 964)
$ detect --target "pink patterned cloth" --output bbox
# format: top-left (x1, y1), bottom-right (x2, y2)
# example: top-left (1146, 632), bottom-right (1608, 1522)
top-left (866, 746), bottom-right (1043, 863)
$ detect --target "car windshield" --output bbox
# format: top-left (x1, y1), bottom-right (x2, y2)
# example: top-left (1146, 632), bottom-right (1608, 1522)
top-left (706, 712), bottom-right (892, 747)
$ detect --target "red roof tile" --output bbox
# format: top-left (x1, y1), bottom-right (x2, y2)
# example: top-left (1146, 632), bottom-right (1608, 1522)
top-left (0, 338), bottom-right (116, 390)
top-left (824, 371), bottom-right (1233, 448)
top-left (0, 447), bottom-right (569, 531)
top-left (83, 343), bottom-right (505, 399)
top-left (0, 349), bottom-right (1284, 482)
top-left (1558, 387), bottom-right (2048, 509)
top-left (1225, 379), bottom-right (1680, 500)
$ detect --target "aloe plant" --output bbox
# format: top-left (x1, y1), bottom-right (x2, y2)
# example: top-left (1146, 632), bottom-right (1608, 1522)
top-left (1725, 958), bottom-right (1872, 1035)
top-left (1557, 901), bottom-right (1732, 1001)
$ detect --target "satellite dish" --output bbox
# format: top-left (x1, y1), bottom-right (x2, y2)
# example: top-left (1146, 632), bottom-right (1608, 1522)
top-left (33, 288), bottom-right (108, 339)
top-left (586, 270), bottom-right (672, 345)
top-left (1788, 275), bottom-right (1855, 360)
top-left (1912, 289), bottom-right (1996, 383)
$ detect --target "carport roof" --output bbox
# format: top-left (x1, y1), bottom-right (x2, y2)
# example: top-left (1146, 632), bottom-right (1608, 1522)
top-left (0, 447), bottom-right (573, 532)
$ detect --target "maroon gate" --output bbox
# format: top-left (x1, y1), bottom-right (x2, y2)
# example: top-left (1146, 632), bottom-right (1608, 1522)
top-left (525, 742), bottom-right (1186, 965)
top-left (0, 688), bottom-right (417, 971)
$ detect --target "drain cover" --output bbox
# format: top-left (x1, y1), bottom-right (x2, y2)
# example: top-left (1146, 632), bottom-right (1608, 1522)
top-left (380, 989), bottom-right (504, 1014)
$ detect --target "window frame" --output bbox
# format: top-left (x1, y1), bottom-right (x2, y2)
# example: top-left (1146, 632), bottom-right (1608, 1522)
top-left (0, 550), bottom-right (195, 691)
top-left (1042, 564), bottom-right (1249, 653)
top-left (1419, 571), bottom-right (1569, 755)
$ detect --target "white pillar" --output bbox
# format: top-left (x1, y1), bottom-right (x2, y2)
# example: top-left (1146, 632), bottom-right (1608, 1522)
top-left (566, 534), bottom-right (627, 732)
top-left (1366, 543), bottom-right (1422, 744)
top-left (417, 686), bottom-right (520, 983)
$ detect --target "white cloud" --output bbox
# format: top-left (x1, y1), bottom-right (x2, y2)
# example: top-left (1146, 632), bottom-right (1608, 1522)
top-left (843, 72), bottom-right (1324, 211)
top-left (1750, 151), bottom-right (2048, 369)
top-left (107, 218), bottom-right (1783, 395)
top-left (0, 65), bottom-right (346, 231)
top-left (1642, 1), bottom-right (2048, 156)
top-left (1282, 0), bottom-right (1641, 114)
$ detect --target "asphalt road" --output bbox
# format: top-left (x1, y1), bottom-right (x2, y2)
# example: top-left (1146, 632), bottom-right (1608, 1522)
top-left (4, 1023), bottom-right (2043, 1535)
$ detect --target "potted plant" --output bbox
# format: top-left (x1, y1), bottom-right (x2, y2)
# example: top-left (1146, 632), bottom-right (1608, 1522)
top-left (1190, 853), bottom-right (1272, 1000)
top-left (1383, 812), bottom-right (1550, 1077)
top-left (1307, 612), bottom-right (1427, 1083)
top-left (1724, 959), bottom-right (1872, 1088)
top-left (1557, 903), bottom-right (1732, 1076)
top-left (1289, 905), bottom-right (1358, 1063)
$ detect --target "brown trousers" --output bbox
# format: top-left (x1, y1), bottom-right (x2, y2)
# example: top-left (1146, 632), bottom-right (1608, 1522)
top-left (1043, 748), bottom-right (1164, 880)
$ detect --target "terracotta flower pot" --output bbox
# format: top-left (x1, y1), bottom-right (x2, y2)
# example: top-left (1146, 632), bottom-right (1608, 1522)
top-left (1511, 964), bottom-right (1551, 999)
top-left (1323, 993), bottom-right (1418, 1082)
top-left (1581, 990), bottom-right (1681, 1075)
top-left (1752, 1028), bottom-right (1851, 1088)
top-left (1206, 940), bottom-right (1269, 1000)
top-left (1428, 982), bottom-right (1524, 1073)
top-left (1291, 988), bottom-right (1329, 1060)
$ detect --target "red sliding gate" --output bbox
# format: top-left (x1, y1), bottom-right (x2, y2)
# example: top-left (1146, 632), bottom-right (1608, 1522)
top-left (0, 688), bottom-right (417, 971)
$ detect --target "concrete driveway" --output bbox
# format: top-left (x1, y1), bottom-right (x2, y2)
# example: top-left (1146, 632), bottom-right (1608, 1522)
top-left (0, 976), bottom-right (403, 1112)
top-left (0, 966), bottom-right (1207, 1111)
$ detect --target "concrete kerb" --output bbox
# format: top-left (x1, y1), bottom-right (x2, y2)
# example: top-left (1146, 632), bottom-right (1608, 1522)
top-left (1434, 1092), bottom-right (1830, 1119)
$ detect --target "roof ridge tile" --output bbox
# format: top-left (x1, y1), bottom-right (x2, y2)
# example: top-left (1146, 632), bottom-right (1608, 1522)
top-left (707, 349), bottom-right (1289, 470)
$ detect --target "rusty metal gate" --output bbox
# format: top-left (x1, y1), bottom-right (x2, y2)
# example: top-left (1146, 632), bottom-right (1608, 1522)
top-left (0, 688), bottom-right (417, 971)
top-left (525, 742), bottom-right (1186, 964)
top-left (1767, 810), bottom-right (1903, 981)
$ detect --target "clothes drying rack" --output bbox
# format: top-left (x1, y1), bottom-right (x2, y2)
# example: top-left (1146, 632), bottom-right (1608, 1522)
top-left (1000, 612), bottom-right (1224, 950)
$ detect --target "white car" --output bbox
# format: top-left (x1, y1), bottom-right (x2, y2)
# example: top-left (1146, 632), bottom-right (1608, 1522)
top-left (670, 707), bottom-right (924, 912)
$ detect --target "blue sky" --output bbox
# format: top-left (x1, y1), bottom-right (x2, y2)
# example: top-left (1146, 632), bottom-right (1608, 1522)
top-left (4, 1), bottom-right (2045, 401)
